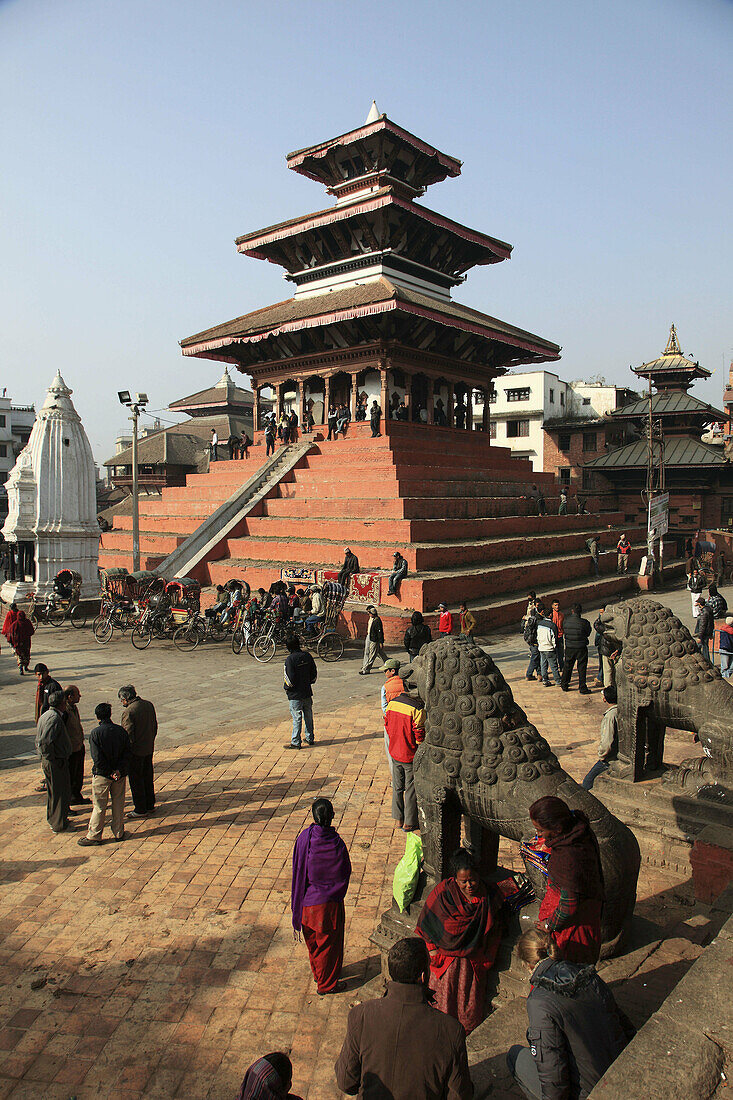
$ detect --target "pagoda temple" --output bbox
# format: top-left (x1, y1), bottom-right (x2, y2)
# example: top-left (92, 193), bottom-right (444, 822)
top-left (181, 104), bottom-right (561, 429)
top-left (100, 109), bottom-right (645, 635)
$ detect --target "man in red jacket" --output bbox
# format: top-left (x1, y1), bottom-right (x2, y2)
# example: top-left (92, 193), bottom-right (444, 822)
top-left (438, 603), bottom-right (453, 637)
top-left (385, 689), bottom-right (425, 831)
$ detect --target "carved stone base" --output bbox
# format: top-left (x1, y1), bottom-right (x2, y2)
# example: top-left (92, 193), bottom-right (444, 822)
top-left (594, 772), bottom-right (733, 883)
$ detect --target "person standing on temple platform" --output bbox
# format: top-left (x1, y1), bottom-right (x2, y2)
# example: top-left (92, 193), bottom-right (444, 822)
top-left (36, 690), bottom-right (73, 833)
top-left (434, 397), bottom-right (447, 426)
top-left (209, 428), bottom-right (218, 461)
top-left (64, 685), bottom-right (91, 807)
top-left (396, 398), bottom-right (408, 421)
top-left (327, 403), bottom-right (338, 441)
top-left (688, 568), bottom-right (705, 618)
top-left (582, 687), bottom-right (618, 790)
top-left (240, 430), bottom-right (250, 459)
top-left (585, 534), bottom-right (600, 578)
top-left (284, 634), bottom-right (317, 749)
top-left (227, 432), bottom-right (240, 460)
top-left (265, 420), bottom-right (276, 456)
top-left (522, 598), bottom-right (541, 682)
top-left (459, 602), bottom-right (476, 640)
top-left (560, 604), bottom-right (591, 694)
top-left (336, 547), bottom-right (359, 589)
top-left (7, 609), bottom-right (34, 674)
top-left (537, 487), bottom-right (546, 516)
top-left (288, 409), bottom-right (299, 442)
top-left (438, 603), bottom-right (453, 638)
top-left (335, 936), bottom-right (473, 1100)
top-left (359, 605), bottom-right (387, 675)
top-left (616, 533), bottom-right (631, 573)
top-left (387, 550), bottom-right (408, 596)
top-left (558, 487), bottom-right (568, 515)
top-left (291, 797), bottom-right (351, 996)
top-left (454, 400), bottom-right (466, 429)
top-left (694, 598), bottom-right (714, 662)
top-left (78, 702), bottom-right (130, 846)
top-left (118, 685), bottom-right (158, 818)
top-left (369, 399), bottom-right (381, 437)
top-left (551, 600), bottom-right (564, 666)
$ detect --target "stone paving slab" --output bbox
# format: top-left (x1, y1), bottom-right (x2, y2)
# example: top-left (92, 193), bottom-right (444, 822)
top-left (0, 580), bottom-right (715, 1099)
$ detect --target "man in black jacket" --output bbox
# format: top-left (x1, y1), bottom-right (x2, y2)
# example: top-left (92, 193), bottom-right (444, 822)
top-left (79, 703), bottom-right (131, 846)
top-left (694, 598), bottom-right (714, 662)
top-left (561, 603), bottom-right (592, 694)
top-left (359, 605), bottom-right (387, 675)
top-left (337, 547), bottom-right (360, 589)
top-left (284, 634), bottom-right (317, 749)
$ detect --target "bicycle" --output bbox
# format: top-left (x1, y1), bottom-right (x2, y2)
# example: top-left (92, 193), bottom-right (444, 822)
top-left (43, 593), bottom-right (87, 629)
top-left (173, 611), bottom-right (227, 652)
top-left (93, 600), bottom-right (137, 644)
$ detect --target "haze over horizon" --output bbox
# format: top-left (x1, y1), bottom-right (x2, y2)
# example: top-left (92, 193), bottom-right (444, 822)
top-left (2, 0), bottom-right (731, 463)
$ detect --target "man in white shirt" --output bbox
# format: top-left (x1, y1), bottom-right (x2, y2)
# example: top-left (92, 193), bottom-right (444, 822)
top-left (210, 429), bottom-right (218, 461)
top-left (535, 603), bottom-right (561, 687)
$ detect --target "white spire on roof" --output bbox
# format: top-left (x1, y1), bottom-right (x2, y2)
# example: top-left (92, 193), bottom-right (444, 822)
top-left (365, 100), bottom-right (381, 124)
top-left (215, 366), bottom-right (233, 390)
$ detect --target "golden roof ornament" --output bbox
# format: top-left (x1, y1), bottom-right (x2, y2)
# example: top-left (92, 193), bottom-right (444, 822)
top-left (664, 323), bottom-right (682, 356)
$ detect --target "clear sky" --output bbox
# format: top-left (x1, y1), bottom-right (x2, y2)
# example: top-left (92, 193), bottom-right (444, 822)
top-left (2, 0), bottom-right (731, 463)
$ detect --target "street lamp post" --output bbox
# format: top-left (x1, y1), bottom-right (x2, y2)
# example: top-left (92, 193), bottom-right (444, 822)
top-left (118, 391), bottom-right (148, 573)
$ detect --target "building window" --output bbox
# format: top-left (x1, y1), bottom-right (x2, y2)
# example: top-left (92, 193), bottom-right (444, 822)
top-left (583, 432), bottom-right (597, 451)
top-left (489, 421), bottom-right (497, 439)
top-left (0, 415), bottom-right (5, 427)
top-left (582, 397), bottom-right (591, 406)
top-left (506, 388), bottom-right (530, 402)
top-left (0, 445), bottom-right (6, 458)
top-left (549, 389), bottom-right (555, 403)
top-left (506, 419), bottom-right (530, 438)
top-left (558, 433), bottom-right (572, 451)
top-left (722, 497), bottom-right (733, 528)
top-left (582, 469), bottom-right (594, 491)
top-left (488, 388), bottom-right (497, 404)
top-left (559, 467), bottom-right (571, 487)
top-left (560, 392), bottom-right (565, 407)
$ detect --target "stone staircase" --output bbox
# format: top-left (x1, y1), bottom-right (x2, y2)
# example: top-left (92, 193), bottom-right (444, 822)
top-left (99, 420), bottom-right (659, 640)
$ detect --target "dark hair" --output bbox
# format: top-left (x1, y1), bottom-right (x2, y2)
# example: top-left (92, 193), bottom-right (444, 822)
top-left (528, 590), bottom-right (536, 599)
top-left (529, 796), bottom-right (575, 837)
top-left (33, 663), bottom-right (49, 674)
top-left (709, 584), bottom-right (719, 596)
top-left (534, 603), bottom-right (546, 615)
top-left (285, 634), bottom-right (301, 652)
top-left (64, 685), bottom-right (80, 701)
top-left (95, 702), bottom-right (112, 722)
top-left (411, 610), bottom-right (424, 626)
top-left (311, 798), bottom-right (334, 826)
top-left (48, 691), bottom-right (65, 709)
top-left (450, 848), bottom-right (479, 877)
top-left (603, 686), bottom-right (618, 705)
top-left (387, 937), bottom-right (429, 983)
top-left (572, 603), bottom-right (582, 615)
top-left (262, 1052), bottom-right (292, 1092)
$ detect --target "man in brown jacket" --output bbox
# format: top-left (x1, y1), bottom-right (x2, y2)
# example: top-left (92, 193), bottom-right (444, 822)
top-left (118, 684), bottom-right (158, 819)
top-left (334, 937), bottom-right (473, 1099)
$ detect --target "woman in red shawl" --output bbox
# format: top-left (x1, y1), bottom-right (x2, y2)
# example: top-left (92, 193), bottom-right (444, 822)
top-left (236, 1052), bottom-right (303, 1100)
top-left (529, 795), bottom-right (604, 964)
top-left (2, 602), bottom-right (19, 645)
top-left (416, 848), bottom-right (504, 1034)
top-left (7, 609), bottom-right (34, 674)
top-left (291, 798), bottom-right (351, 996)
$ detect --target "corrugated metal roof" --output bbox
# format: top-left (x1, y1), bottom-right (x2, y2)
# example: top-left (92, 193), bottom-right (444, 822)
top-left (585, 435), bottom-right (728, 470)
top-left (612, 391), bottom-right (725, 419)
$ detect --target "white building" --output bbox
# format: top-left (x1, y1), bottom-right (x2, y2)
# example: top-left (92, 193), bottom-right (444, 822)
top-left (2, 372), bottom-right (99, 602)
top-left (0, 393), bottom-right (36, 521)
top-left (473, 371), bottom-right (637, 472)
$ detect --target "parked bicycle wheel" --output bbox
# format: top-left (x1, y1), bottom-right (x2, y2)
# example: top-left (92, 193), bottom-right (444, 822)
top-left (46, 603), bottom-right (67, 627)
top-left (93, 616), bottom-right (113, 644)
top-left (173, 621), bottom-right (202, 652)
top-left (253, 634), bottom-right (276, 663)
top-left (209, 619), bottom-right (228, 642)
top-left (231, 629), bottom-right (245, 655)
top-left (317, 631), bottom-right (344, 662)
top-left (69, 603), bottom-right (87, 629)
top-left (131, 624), bottom-right (152, 650)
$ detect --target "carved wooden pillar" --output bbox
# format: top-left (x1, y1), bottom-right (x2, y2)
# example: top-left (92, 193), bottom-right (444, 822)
top-left (324, 376), bottom-right (331, 424)
top-left (351, 372), bottom-right (359, 421)
top-left (253, 386), bottom-right (260, 433)
top-left (482, 388), bottom-right (490, 433)
top-left (427, 378), bottom-right (435, 424)
top-left (466, 386), bottom-right (473, 432)
top-left (298, 380), bottom-right (306, 430)
top-left (447, 382), bottom-right (454, 428)
top-left (403, 369), bottom-right (413, 418)
top-left (380, 366), bottom-right (389, 420)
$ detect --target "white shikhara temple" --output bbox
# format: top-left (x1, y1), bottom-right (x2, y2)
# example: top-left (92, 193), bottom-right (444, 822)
top-left (1, 372), bottom-right (99, 602)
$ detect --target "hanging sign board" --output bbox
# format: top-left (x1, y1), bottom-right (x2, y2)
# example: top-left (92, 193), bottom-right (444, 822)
top-left (648, 492), bottom-right (669, 536)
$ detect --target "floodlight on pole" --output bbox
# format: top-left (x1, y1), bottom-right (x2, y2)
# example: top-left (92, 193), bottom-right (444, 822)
top-left (118, 390), bottom-right (146, 571)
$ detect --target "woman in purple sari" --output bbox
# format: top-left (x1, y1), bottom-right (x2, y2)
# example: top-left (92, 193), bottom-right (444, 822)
top-left (291, 798), bottom-right (351, 995)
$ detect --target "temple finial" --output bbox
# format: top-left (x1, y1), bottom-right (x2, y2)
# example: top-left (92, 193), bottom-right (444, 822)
top-left (365, 100), bottom-right (381, 124)
top-left (664, 323), bottom-right (681, 356)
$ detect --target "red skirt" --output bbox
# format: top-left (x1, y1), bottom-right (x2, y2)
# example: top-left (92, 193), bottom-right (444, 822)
top-left (429, 955), bottom-right (488, 1035)
top-left (301, 900), bottom-right (345, 993)
top-left (539, 883), bottom-right (602, 964)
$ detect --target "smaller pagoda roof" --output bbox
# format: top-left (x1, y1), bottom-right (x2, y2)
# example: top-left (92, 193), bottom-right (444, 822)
top-left (104, 414), bottom-right (249, 469)
top-left (611, 390), bottom-right (726, 421)
top-left (286, 108), bottom-right (462, 193)
top-left (632, 324), bottom-right (711, 385)
top-left (169, 367), bottom-right (254, 415)
top-left (584, 435), bottom-right (727, 471)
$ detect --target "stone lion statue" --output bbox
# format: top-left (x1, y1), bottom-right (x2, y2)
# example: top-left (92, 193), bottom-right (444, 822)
top-left (406, 636), bottom-right (640, 958)
top-left (599, 596), bottom-right (732, 794)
